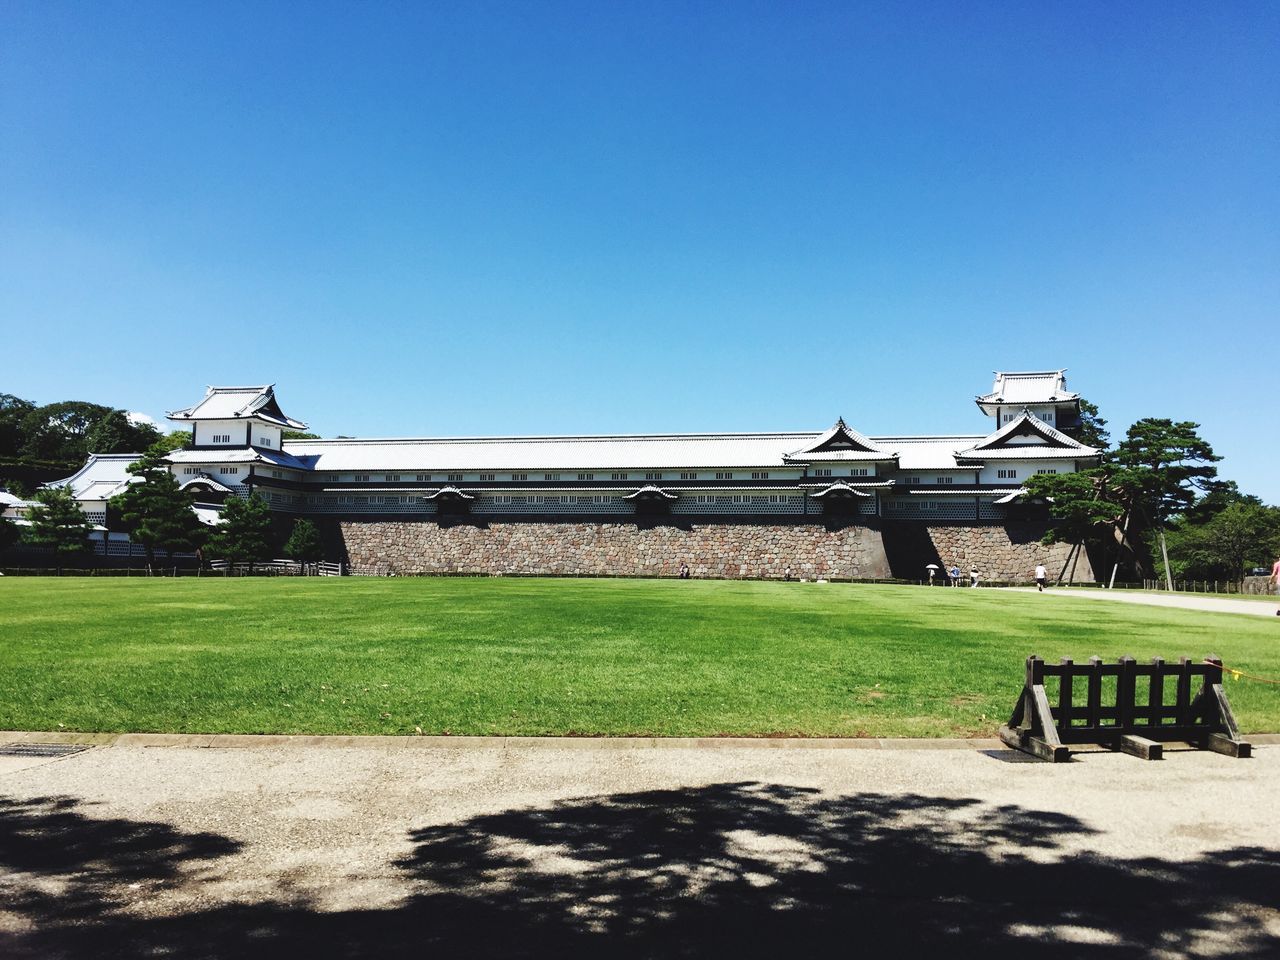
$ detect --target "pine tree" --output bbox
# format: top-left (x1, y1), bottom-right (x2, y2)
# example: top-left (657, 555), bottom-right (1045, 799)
top-left (283, 518), bottom-right (324, 563)
top-left (110, 451), bottom-right (207, 573)
top-left (207, 494), bottom-right (274, 571)
top-left (25, 485), bottom-right (94, 573)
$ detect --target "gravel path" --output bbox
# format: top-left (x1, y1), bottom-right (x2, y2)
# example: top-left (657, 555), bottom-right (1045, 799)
top-left (2, 737), bottom-right (1277, 958)
top-left (1012, 586), bottom-right (1280, 618)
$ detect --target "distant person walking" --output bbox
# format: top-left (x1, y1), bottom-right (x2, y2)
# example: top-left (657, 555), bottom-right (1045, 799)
top-left (970, 566), bottom-right (979, 588)
top-left (949, 565), bottom-right (961, 587)
top-left (679, 562), bottom-right (690, 580)
top-left (1271, 555), bottom-right (1280, 616)
top-left (1035, 563), bottom-right (1047, 592)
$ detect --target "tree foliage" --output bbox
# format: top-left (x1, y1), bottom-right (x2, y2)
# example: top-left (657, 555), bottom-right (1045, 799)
top-left (84, 411), bottom-right (162, 455)
top-left (24, 485), bottom-right (94, 568)
top-left (1164, 501), bottom-right (1280, 584)
top-left (283, 518), bottom-right (324, 562)
top-left (206, 494), bottom-right (274, 566)
top-left (1022, 470), bottom-right (1122, 545)
top-left (1112, 419), bottom-right (1220, 525)
top-left (109, 452), bottom-right (207, 568)
top-left (0, 394), bottom-right (36, 456)
top-left (282, 430), bottom-right (321, 441)
top-left (1067, 399), bottom-right (1110, 451)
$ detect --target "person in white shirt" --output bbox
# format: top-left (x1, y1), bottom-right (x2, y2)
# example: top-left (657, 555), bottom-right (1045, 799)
top-left (1035, 563), bottom-right (1047, 592)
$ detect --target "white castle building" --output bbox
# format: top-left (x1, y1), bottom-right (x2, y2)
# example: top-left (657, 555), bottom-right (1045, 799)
top-left (148, 369), bottom-right (1097, 523)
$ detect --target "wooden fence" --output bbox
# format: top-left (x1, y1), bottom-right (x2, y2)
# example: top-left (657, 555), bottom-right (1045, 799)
top-left (1000, 655), bottom-right (1251, 762)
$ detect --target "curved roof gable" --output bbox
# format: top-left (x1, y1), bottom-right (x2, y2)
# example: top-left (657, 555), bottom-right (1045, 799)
top-left (167, 385), bottom-right (306, 430)
top-left (976, 370), bottom-right (1079, 410)
top-left (958, 411), bottom-right (1099, 460)
top-left (784, 418), bottom-right (896, 464)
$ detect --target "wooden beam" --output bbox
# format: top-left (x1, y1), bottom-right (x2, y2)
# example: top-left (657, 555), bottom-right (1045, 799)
top-left (1119, 735), bottom-right (1163, 761)
top-left (1206, 733), bottom-right (1252, 759)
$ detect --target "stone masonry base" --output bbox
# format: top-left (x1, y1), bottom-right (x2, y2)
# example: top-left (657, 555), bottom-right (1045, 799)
top-left (332, 518), bottom-right (1090, 582)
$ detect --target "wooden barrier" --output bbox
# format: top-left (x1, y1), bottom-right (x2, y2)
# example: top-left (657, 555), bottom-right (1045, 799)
top-left (999, 655), bottom-right (1252, 762)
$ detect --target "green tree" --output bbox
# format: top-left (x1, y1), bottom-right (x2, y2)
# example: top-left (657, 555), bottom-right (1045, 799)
top-left (0, 393), bottom-right (36, 457)
top-left (24, 486), bottom-right (94, 572)
top-left (109, 451), bottom-right (207, 572)
top-left (1112, 419), bottom-right (1221, 589)
top-left (1066, 399), bottom-right (1110, 451)
top-left (206, 494), bottom-right (274, 570)
top-left (150, 430), bottom-right (194, 455)
top-left (84, 410), bottom-right (162, 455)
top-left (1022, 469), bottom-right (1123, 583)
top-left (282, 430), bottom-right (321, 441)
top-left (19, 400), bottom-right (115, 463)
top-left (283, 518), bottom-right (324, 563)
top-left (1164, 502), bottom-right (1280, 586)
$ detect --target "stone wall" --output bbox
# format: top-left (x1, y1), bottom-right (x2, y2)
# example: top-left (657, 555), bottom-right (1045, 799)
top-left (883, 520), bottom-right (1091, 583)
top-left (334, 518), bottom-right (892, 580)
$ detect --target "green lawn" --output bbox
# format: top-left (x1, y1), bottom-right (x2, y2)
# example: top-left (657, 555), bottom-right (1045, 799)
top-left (1, 577), bottom-right (1277, 737)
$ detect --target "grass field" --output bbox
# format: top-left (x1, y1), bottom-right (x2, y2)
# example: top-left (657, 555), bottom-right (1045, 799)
top-left (1, 577), bottom-right (1277, 737)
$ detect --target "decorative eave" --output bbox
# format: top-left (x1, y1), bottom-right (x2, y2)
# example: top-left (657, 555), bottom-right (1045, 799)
top-left (957, 411), bottom-right (1098, 460)
top-left (784, 417), bottom-right (892, 463)
top-left (975, 370), bottom-right (1080, 415)
top-left (423, 485), bottom-right (475, 501)
top-left (621, 484), bottom-right (679, 501)
top-left (807, 480), bottom-right (873, 499)
top-left (167, 385), bottom-right (307, 430)
top-left (178, 474), bottom-right (235, 495)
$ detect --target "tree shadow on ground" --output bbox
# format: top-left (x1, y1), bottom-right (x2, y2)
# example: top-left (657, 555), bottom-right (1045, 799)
top-left (2, 783), bottom-right (1278, 959)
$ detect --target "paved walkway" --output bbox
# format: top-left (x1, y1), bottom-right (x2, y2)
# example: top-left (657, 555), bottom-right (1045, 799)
top-left (1010, 586), bottom-right (1280, 618)
top-left (1, 736), bottom-right (1277, 958)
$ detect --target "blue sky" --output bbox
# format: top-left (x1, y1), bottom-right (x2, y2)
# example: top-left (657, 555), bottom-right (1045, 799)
top-left (2, 2), bottom-right (1277, 501)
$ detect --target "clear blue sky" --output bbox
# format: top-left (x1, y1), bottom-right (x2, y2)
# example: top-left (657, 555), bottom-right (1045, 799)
top-left (2, 2), bottom-right (1277, 501)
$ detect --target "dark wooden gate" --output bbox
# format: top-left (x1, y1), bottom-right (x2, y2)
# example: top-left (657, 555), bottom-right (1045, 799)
top-left (1000, 655), bottom-right (1252, 762)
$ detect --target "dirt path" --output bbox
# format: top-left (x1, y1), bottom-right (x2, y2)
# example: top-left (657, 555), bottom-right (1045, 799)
top-left (1, 737), bottom-right (1277, 957)
top-left (1011, 586), bottom-right (1280, 618)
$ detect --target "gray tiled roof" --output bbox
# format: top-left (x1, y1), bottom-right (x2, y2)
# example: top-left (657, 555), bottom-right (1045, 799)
top-left (957, 412), bottom-right (1098, 460)
top-left (167, 385), bottom-right (307, 430)
top-left (283, 432), bottom-right (825, 473)
top-left (976, 370), bottom-right (1079, 406)
top-left (44, 454), bottom-right (142, 501)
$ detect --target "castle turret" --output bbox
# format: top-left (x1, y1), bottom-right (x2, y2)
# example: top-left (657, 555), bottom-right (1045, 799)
top-left (975, 370), bottom-right (1080, 430)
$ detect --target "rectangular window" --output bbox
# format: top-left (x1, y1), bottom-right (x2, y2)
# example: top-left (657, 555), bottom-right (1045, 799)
top-left (997, 469), bottom-right (1018, 480)
top-left (813, 469), bottom-right (832, 478)
top-left (715, 472), bottom-right (734, 480)
top-left (577, 473), bottom-right (594, 481)
top-left (1036, 468), bottom-right (1058, 475)
top-left (184, 467), bottom-right (200, 475)
top-left (271, 470), bottom-right (283, 479)
top-left (936, 476), bottom-right (953, 484)
top-left (478, 473), bottom-right (495, 482)
top-left (611, 472), bottom-right (629, 481)
top-left (905, 476), bottom-right (920, 485)
top-left (751, 471), bottom-right (769, 479)
top-left (447, 473), bottom-right (463, 482)
top-left (679, 472), bottom-right (697, 480)
top-left (512, 473), bottom-right (528, 481)
top-left (212, 434), bottom-right (231, 444)
top-left (259, 436), bottom-right (271, 447)
top-left (544, 473), bottom-right (560, 481)
top-left (645, 472), bottom-right (663, 481)
top-left (415, 474), bottom-right (431, 482)
top-left (222, 466), bottom-right (239, 476)
top-left (385, 474), bottom-right (400, 482)
top-left (850, 468), bottom-right (869, 477)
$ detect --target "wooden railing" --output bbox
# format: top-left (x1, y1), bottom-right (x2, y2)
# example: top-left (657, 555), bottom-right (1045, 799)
top-left (1000, 655), bottom-right (1252, 762)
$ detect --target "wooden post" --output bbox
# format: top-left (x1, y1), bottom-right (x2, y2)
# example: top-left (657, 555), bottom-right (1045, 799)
top-left (1148, 657), bottom-right (1164, 730)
